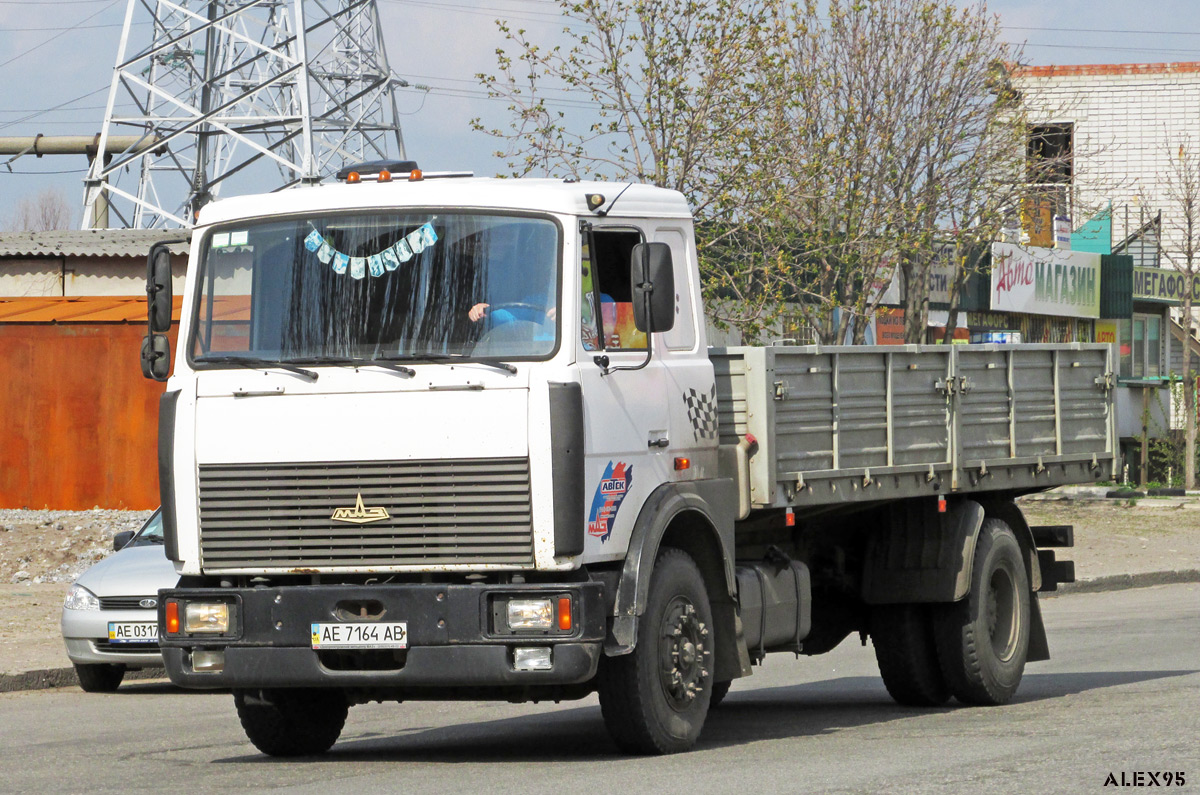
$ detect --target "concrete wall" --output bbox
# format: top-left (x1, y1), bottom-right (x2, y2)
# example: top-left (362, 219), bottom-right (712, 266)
top-left (0, 253), bottom-right (187, 297)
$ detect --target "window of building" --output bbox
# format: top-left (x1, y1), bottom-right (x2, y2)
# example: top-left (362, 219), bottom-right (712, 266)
top-left (1027, 123), bottom-right (1073, 184)
top-left (580, 228), bottom-right (647, 352)
top-left (1119, 313), bottom-right (1162, 379)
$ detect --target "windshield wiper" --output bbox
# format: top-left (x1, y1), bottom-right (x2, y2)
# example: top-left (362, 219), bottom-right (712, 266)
top-left (291, 355), bottom-right (415, 377)
top-left (379, 353), bottom-right (518, 374)
top-left (195, 355), bottom-right (319, 381)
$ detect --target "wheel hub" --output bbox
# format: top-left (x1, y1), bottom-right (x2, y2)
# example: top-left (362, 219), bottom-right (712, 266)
top-left (659, 599), bottom-right (711, 708)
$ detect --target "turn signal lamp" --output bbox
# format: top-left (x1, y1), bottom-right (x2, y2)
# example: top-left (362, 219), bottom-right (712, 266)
top-left (165, 601), bottom-right (180, 634)
top-left (557, 597), bottom-right (572, 631)
top-left (785, 507), bottom-right (796, 527)
top-left (346, 171), bottom-right (361, 184)
top-left (674, 457), bottom-right (690, 471)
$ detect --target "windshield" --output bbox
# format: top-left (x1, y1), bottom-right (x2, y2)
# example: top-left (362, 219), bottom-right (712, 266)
top-left (190, 212), bottom-right (560, 364)
top-left (130, 510), bottom-right (163, 547)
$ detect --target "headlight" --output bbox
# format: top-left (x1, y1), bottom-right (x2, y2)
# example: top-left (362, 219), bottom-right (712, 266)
top-left (64, 584), bottom-right (100, 611)
top-left (184, 602), bottom-right (230, 633)
top-left (506, 598), bottom-right (554, 631)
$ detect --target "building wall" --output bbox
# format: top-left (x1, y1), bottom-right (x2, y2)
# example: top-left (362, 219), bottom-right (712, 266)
top-left (1014, 63), bottom-right (1200, 266)
top-left (0, 253), bottom-right (187, 297)
top-left (0, 321), bottom-right (177, 509)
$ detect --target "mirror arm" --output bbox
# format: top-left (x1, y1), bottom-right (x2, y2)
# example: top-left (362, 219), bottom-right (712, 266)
top-left (599, 291), bottom-right (654, 376)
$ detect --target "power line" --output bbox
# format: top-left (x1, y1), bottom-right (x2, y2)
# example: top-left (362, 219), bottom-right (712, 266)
top-left (1015, 42), bottom-right (1200, 56)
top-left (0, 85), bottom-right (110, 132)
top-left (0, 0), bottom-right (121, 70)
top-left (1004, 25), bottom-right (1200, 37)
top-left (0, 21), bottom-right (141, 32)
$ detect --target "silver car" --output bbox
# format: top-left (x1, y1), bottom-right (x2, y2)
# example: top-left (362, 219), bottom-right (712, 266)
top-left (60, 509), bottom-right (179, 692)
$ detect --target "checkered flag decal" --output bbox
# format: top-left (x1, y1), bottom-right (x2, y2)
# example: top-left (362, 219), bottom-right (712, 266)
top-left (683, 384), bottom-right (718, 441)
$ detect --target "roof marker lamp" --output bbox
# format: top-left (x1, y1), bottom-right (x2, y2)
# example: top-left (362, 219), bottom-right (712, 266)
top-left (346, 171), bottom-right (361, 184)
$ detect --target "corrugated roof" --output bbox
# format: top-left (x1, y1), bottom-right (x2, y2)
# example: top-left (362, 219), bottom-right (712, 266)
top-left (0, 295), bottom-right (182, 323)
top-left (0, 229), bottom-right (190, 259)
top-left (1013, 62), bottom-right (1200, 79)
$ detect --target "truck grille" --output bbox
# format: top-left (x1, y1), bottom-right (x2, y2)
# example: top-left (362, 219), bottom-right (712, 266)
top-left (197, 458), bottom-right (534, 569)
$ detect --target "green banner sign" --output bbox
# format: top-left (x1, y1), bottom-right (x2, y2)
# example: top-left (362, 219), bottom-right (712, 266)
top-left (1132, 267), bottom-right (1197, 304)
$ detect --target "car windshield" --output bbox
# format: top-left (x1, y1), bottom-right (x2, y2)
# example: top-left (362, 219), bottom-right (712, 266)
top-left (130, 510), bottom-right (164, 546)
top-left (190, 212), bottom-right (560, 364)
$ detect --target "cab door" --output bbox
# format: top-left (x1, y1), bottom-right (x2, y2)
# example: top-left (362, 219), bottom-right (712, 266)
top-left (577, 225), bottom-right (669, 561)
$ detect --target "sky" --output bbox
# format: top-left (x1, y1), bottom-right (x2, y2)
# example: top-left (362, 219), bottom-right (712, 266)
top-left (2, 0), bottom-right (1200, 229)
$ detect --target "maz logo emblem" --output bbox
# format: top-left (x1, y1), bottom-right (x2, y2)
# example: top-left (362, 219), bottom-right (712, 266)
top-left (331, 493), bottom-right (391, 524)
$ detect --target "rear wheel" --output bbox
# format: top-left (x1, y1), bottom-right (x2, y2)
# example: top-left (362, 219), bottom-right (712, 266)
top-left (234, 688), bottom-right (348, 757)
top-left (74, 663), bottom-right (124, 693)
top-left (871, 604), bottom-right (949, 706)
top-left (933, 519), bottom-right (1030, 705)
top-left (598, 549), bottom-right (714, 754)
top-left (709, 679), bottom-right (732, 709)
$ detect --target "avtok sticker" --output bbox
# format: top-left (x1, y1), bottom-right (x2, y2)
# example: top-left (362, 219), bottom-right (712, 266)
top-left (587, 461), bottom-right (633, 543)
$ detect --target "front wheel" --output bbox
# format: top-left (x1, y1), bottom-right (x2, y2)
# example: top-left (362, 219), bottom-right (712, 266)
top-left (234, 688), bottom-right (347, 757)
top-left (598, 549), bottom-right (714, 754)
top-left (933, 518), bottom-right (1031, 705)
top-left (74, 663), bottom-right (124, 692)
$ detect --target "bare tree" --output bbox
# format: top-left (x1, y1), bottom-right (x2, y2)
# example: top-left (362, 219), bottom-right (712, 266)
top-left (477, 0), bottom-right (1030, 344)
top-left (5, 187), bottom-right (74, 232)
top-left (1151, 134), bottom-right (1200, 489)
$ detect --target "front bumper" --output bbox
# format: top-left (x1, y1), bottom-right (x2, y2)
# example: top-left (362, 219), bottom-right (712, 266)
top-left (158, 582), bottom-right (606, 690)
top-left (61, 607), bottom-right (164, 667)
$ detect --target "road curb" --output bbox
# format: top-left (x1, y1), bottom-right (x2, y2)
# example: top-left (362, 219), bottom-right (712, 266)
top-left (0, 665), bottom-right (166, 694)
top-left (1051, 568), bottom-right (1200, 596)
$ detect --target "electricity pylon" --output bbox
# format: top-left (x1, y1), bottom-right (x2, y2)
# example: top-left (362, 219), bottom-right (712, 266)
top-left (82, 0), bottom-right (407, 229)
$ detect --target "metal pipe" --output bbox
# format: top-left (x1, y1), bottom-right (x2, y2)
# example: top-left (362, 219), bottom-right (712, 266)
top-left (0, 135), bottom-right (164, 156)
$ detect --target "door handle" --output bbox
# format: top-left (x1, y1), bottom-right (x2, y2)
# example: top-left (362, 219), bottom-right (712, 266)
top-left (648, 437), bottom-right (670, 448)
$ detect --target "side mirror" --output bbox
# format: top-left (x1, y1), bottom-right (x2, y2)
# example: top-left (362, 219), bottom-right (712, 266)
top-left (141, 334), bottom-right (171, 381)
top-left (147, 243), bottom-right (173, 334)
top-left (630, 242), bottom-right (676, 333)
top-left (112, 530), bottom-right (135, 551)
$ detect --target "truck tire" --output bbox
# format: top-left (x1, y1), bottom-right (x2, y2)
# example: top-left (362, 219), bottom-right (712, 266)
top-left (709, 680), bottom-right (732, 709)
top-left (234, 688), bottom-right (348, 757)
top-left (870, 604), bottom-right (949, 706)
top-left (933, 518), bottom-right (1030, 705)
top-left (74, 663), bottom-right (124, 693)
top-left (598, 549), bottom-right (714, 754)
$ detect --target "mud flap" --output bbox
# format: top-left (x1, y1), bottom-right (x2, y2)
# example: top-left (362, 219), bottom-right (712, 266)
top-left (1028, 594), bottom-right (1050, 663)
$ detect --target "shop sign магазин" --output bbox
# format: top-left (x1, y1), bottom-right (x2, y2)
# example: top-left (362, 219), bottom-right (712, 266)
top-left (990, 243), bottom-right (1100, 319)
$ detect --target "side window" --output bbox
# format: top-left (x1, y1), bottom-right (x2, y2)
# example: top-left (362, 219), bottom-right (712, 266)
top-left (580, 228), bottom-right (647, 351)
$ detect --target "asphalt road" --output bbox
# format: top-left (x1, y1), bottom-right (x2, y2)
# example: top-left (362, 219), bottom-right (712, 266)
top-left (1, 584), bottom-right (1196, 795)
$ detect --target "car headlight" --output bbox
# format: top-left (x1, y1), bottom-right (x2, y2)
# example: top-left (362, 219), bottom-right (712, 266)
top-left (64, 584), bottom-right (100, 611)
